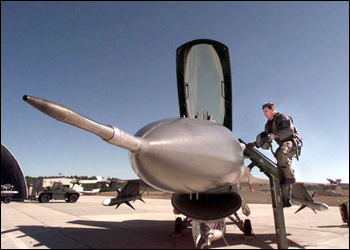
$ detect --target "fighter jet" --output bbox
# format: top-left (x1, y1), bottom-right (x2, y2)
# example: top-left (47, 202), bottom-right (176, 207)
top-left (304, 179), bottom-right (347, 197)
top-left (70, 176), bottom-right (109, 195)
top-left (70, 176), bottom-right (109, 186)
top-left (327, 179), bottom-right (342, 185)
top-left (77, 188), bottom-right (101, 195)
top-left (23, 39), bottom-right (328, 249)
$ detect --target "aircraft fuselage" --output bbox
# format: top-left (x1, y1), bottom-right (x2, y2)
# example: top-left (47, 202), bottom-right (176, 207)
top-left (130, 118), bottom-right (245, 194)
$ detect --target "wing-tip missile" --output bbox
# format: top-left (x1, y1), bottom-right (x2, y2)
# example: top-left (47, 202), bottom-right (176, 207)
top-left (102, 199), bottom-right (112, 206)
top-left (102, 197), bottom-right (139, 210)
top-left (23, 95), bottom-right (142, 152)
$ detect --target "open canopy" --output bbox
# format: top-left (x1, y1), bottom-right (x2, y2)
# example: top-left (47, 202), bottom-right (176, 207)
top-left (177, 39), bottom-right (232, 130)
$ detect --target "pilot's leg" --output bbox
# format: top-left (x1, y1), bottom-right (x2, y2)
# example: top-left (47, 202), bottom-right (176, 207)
top-left (275, 141), bottom-right (296, 207)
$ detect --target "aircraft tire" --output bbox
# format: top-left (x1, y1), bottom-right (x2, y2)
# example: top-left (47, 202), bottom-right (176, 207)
top-left (243, 219), bottom-right (253, 237)
top-left (174, 217), bottom-right (183, 234)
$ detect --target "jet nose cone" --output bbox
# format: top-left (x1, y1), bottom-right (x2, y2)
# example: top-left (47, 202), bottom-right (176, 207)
top-left (23, 95), bottom-right (40, 104)
top-left (23, 95), bottom-right (141, 151)
top-left (23, 95), bottom-right (68, 121)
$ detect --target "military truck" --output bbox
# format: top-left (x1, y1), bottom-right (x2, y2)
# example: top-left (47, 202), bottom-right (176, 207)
top-left (34, 181), bottom-right (80, 203)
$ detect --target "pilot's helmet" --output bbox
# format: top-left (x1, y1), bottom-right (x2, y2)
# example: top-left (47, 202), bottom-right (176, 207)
top-left (256, 132), bottom-right (271, 150)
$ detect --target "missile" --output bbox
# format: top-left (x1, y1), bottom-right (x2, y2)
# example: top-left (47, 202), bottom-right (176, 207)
top-left (292, 197), bottom-right (329, 214)
top-left (102, 195), bottom-right (145, 209)
top-left (23, 95), bottom-right (141, 152)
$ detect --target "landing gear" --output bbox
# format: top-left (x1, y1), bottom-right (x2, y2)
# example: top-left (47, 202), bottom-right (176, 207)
top-left (199, 224), bottom-right (212, 249)
top-left (228, 212), bottom-right (254, 238)
top-left (171, 217), bottom-right (191, 237)
top-left (201, 237), bottom-right (211, 249)
top-left (243, 219), bottom-right (254, 238)
top-left (190, 220), bottom-right (227, 249)
top-left (174, 217), bottom-right (184, 235)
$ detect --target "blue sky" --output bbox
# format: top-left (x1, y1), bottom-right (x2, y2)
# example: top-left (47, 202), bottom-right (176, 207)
top-left (1, 2), bottom-right (349, 183)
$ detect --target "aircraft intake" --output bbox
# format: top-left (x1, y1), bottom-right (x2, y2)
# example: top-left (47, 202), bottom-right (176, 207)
top-left (171, 192), bottom-right (242, 221)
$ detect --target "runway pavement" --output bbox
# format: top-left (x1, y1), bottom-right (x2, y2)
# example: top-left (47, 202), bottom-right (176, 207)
top-left (1, 196), bottom-right (349, 249)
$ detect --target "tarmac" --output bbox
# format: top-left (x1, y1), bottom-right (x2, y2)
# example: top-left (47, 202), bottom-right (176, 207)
top-left (1, 196), bottom-right (349, 249)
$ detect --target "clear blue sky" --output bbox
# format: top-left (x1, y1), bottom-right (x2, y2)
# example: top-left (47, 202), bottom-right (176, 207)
top-left (1, 2), bottom-right (349, 183)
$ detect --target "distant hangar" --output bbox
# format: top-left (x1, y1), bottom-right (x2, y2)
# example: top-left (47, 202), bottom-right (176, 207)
top-left (1, 143), bottom-right (28, 201)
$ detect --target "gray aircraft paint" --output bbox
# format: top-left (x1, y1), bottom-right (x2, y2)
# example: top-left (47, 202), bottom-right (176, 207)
top-left (23, 96), bottom-right (245, 194)
top-left (132, 118), bottom-right (245, 193)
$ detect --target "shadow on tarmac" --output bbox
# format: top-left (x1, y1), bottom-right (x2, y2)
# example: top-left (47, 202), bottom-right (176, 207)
top-left (317, 225), bottom-right (349, 229)
top-left (1, 219), bottom-right (307, 249)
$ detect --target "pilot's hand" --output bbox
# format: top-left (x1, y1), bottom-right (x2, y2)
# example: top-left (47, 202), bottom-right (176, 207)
top-left (270, 134), bottom-right (276, 140)
top-left (247, 142), bottom-right (256, 148)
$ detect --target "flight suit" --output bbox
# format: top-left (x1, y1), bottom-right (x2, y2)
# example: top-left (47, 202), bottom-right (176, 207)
top-left (265, 112), bottom-right (297, 206)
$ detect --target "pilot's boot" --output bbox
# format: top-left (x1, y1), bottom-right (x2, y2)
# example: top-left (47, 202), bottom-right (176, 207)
top-left (281, 177), bottom-right (296, 208)
top-left (279, 166), bottom-right (296, 208)
top-left (281, 184), bottom-right (292, 208)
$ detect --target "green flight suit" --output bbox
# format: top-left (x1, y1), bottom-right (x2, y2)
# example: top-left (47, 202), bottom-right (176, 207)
top-left (265, 112), bottom-right (297, 204)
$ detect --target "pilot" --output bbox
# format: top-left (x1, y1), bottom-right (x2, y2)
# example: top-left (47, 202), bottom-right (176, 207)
top-left (248, 103), bottom-right (302, 208)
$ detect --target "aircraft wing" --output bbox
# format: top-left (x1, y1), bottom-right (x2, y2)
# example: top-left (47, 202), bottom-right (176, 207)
top-left (291, 183), bottom-right (329, 214)
top-left (118, 181), bottom-right (141, 197)
top-left (292, 183), bottom-right (314, 202)
top-left (238, 176), bottom-right (315, 203)
top-left (327, 178), bottom-right (336, 184)
top-left (237, 179), bottom-right (328, 213)
top-left (99, 179), bottom-right (145, 193)
top-left (112, 179), bottom-right (142, 184)
top-left (102, 180), bottom-right (145, 209)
